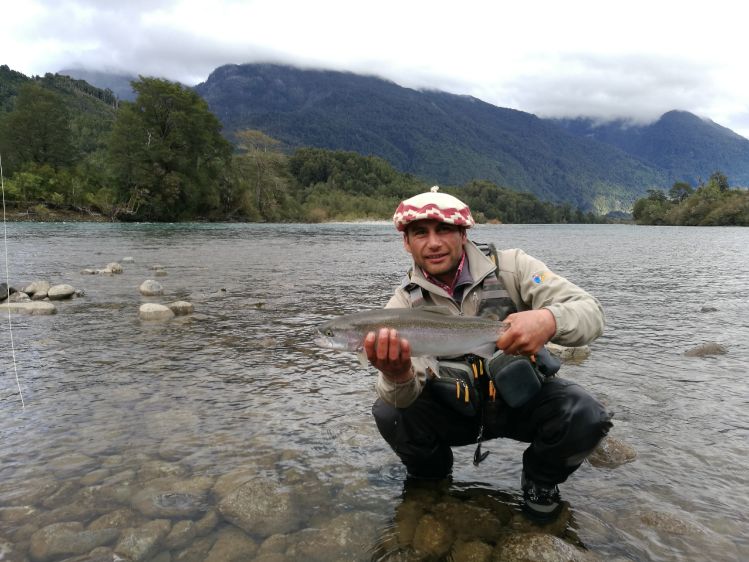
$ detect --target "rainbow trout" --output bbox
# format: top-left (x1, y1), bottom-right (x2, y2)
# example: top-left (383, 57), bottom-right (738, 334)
top-left (315, 307), bottom-right (509, 359)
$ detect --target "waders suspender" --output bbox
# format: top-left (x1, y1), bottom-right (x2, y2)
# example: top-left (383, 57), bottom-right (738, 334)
top-left (401, 242), bottom-right (520, 466)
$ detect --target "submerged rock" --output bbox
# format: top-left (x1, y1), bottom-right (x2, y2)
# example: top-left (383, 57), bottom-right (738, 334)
top-left (139, 303), bottom-right (174, 321)
top-left (0, 301), bottom-right (57, 315)
top-left (168, 301), bottom-right (194, 316)
top-left (205, 525), bottom-right (258, 562)
top-left (587, 436), bottom-right (637, 468)
top-left (114, 519), bottom-right (171, 561)
top-left (29, 522), bottom-right (118, 562)
top-left (684, 343), bottom-right (727, 357)
top-left (131, 476), bottom-right (213, 519)
top-left (48, 284), bottom-right (76, 300)
top-left (546, 343), bottom-right (592, 362)
top-left (218, 476), bottom-right (303, 536)
top-left (495, 532), bottom-right (596, 561)
top-left (139, 279), bottom-right (164, 296)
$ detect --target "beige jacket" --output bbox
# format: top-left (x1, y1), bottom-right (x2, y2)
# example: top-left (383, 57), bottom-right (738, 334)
top-left (375, 241), bottom-right (605, 407)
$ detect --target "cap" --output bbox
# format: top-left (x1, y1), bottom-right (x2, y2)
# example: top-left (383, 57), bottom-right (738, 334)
top-left (393, 186), bottom-right (474, 231)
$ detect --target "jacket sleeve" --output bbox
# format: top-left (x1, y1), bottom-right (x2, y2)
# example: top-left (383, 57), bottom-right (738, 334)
top-left (373, 289), bottom-right (433, 408)
top-left (507, 249), bottom-right (605, 346)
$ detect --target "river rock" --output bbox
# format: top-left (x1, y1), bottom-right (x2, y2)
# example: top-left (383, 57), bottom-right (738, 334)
top-left (88, 508), bottom-right (145, 531)
top-left (29, 522), bottom-right (118, 562)
top-left (218, 476), bottom-right (303, 536)
top-left (172, 534), bottom-right (216, 562)
top-left (0, 301), bottom-right (58, 315)
top-left (139, 279), bottom-right (164, 296)
top-left (48, 452), bottom-right (97, 477)
top-left (154, 269), bottom-right (168, 277)
top-left (587, 435), bottom-right (637, 468)
top-left (0, 283), bottom-right (10, 301)
top-left (193, 509), bottom-right (219, 537)
top-left (131, 476), bottom-right (213, 519)
top-left (285, 511), bottom-right (379, 561)
top-left (0, 537), bottom-right (24, 562)
top-left (494, 532), bottom-right (596, 561)
top-left (122, 256), bottom-right (135, 263)
top-left (139, 303), bottom-right (175, 321)
top-left (48, 284), bottom-right (76, 300)
top-left (205, 526), bottom-right (258, 562)
top-left (451, 539), bottom-right (493, 562)
top-left (114, 519), bottom-right (171, 561)
top-left (163, 519), bottom-right (196, 550)
top-left (685, 342), bottom-right (727, 357)
top-left (546, 342), bottom-right (592, 362)
top-left (103, 262), bottom-right (123, 274)
top-left (168, 301), bottom-right (194, 316)
top-left (412, 513), bottom-right (453, 557)
top-left (432, 501), bottom-right (505, 542)
top-left (23, 279), bottom-right (50, 296)
top-left (0, 505), bottom-right (37, 524)
top-left (8, 291), bottom-right (30, 302)
top-left (137, 459), bottom-right (189, 481)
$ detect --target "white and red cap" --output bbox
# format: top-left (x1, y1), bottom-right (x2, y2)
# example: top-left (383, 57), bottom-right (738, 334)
top-left (393, 186), bottom-right (475, 232)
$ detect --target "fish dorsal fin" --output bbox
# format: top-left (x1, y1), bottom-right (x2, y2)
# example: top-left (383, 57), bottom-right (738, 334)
top-left (418, 306), bottom-right (454, 316)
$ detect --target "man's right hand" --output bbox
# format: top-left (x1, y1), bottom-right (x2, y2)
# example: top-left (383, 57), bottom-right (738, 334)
top-left (364, 328), bottom-right (414, 383)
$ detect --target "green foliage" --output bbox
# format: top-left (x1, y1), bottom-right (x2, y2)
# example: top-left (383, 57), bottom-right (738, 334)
top-left (0, 83), bottom-right (74, 173)
top-left (633, 172), bottom-right (749, 226)
top-left (107, 77), bottom-right (233, 220)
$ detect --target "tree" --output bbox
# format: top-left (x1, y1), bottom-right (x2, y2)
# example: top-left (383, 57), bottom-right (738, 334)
top-left (668, 181), bottom-right (693, 203)
top-left (707, 171), bottom-right (729, 192)
top-left (0, 83), bottom-right (73, 173)
top-left (107, 77), bottom-right (232, 220)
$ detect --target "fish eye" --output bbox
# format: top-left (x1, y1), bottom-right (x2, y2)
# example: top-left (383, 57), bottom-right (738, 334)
top-left (325, 329), bottom-right (334, 337)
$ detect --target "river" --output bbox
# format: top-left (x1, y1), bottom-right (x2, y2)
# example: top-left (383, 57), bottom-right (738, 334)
top-left (0, 222), bottom-right (747, 561)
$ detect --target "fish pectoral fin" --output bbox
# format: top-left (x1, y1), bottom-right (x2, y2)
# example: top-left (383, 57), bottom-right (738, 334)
top-left (357, 351), bottom-right (369, 368)
top-left (468, 343), bottom-right (498, 359)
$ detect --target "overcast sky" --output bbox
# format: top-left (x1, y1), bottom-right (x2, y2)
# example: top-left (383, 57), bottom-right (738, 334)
top-left (4, 0), bottom-right (749, 138)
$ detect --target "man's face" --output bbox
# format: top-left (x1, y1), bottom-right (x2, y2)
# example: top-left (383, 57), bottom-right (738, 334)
top-left (403, 219), bottom-right (467, 282)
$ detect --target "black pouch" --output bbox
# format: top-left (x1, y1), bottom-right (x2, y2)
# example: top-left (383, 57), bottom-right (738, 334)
top-left (426, 361), bottom-right (480, 417)
top-left (486, 352), bottom-right (543, 408)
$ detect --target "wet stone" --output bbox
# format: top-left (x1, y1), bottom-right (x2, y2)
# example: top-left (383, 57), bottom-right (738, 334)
top-left (131, 476), bottom-right (213, 519)
top-left (450, 539), bottom-right (493, 562)
top-left (0, 301), bottom-right (57, 315)
top-left (172, 534), bottom-right (216, 562)
top-left (168, 300), bottom-right (194, 315)
top-left (494, 532), bottom-right (596, 561)
top-left (218, 476), bottom-right (303, 536)
top-left (139, 303), bottom-right (175, 321)
top-left (163, 519), bottom-right (196, 550)
top-left (432, 501), bottom-right (505, 542)
top-left (48, 452), bottom-right (97, 477)
top-left (412, 513), bottom-right (453, 557)
top-left (139, 279), bottom-right (164, 296)
top-left (114, 519), bottom-right (171, 561)
top-left (685, 342), bottom-right (727, 357)
top-left (88, 507), bottom-right (145, 531)
top-left (48, 284), bottom-right (76, 300)
top-left (587, 435), bottom-right (637, 468)
top-left (29, 522), bottom-right (119, 562)
top-left (205, 525), bottom-right (258, 562)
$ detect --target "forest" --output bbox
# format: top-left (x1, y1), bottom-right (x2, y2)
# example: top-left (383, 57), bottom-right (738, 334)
top-left (632, 172), bottom-right (749, 226)
top-left (0, 72), bottom-right (617, 224)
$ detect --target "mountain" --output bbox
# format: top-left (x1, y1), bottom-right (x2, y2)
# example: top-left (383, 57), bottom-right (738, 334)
top-left (194, 64), bottom-right (669, 213)
top-left (58, 68), bottom-right (138, 101)
top-left (552, 111), bottom-right (749, 187)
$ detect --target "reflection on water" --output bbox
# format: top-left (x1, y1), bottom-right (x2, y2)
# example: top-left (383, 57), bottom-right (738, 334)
top-left (0, 223), bottom-right (747, 561)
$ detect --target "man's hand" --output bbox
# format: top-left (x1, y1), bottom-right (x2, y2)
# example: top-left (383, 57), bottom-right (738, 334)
top-left (364, 328), bottom-right (414, 383)
top-left (497, 309), bottom-right (556, 356)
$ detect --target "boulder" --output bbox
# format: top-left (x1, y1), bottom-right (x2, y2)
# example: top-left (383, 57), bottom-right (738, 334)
top-left (48, 284), bottom-right (76, 300)
top-left (8, 291), bottom-right (30, 302)
top-left (494, 532), bottom-right (596, 561)
top-left (23, 280), bottom-right (50, 296)
top-left (588, 436), bottom-right (637, 468)
top-left (685, 342), bottom-right (727, 357)
top-left (0, 282), bottom-right (12, 301)
top-left (29, 522), bottom-right (118, 562)
top-left (104, 262), bottom-right (123, 274)
top-left (131, 476), bottom-right (213, 519)
top-left (139, 303), bottom-right (174, 321)
top-left (218, 476), bottom-right (303, 536)
top-left (0, 301), bottom-right (57, 315)
top-left (139, 280), bottom-right (164, 296)
top-left (114, 519), bottom-right (171, 562)
top-left (168, 301), bottom-right (194, 316)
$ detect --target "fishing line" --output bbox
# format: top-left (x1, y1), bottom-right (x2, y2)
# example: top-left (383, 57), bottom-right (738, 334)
top-left (0, 154), bottom-right (25, 408)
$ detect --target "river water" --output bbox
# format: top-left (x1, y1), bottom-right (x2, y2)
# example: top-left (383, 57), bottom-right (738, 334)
top-left (0, 222), bottom-right (747, 561)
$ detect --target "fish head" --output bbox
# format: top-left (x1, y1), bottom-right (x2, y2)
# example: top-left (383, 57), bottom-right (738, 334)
top-left (314, 319), bottom-right (364, 352)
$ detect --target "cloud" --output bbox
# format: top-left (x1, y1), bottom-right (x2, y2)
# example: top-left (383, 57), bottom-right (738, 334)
top-left (4, 0), bottom-right (749, 138)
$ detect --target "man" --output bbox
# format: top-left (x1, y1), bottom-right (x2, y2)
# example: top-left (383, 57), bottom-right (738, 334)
top-left (365, 186), bottom-right (612, 521)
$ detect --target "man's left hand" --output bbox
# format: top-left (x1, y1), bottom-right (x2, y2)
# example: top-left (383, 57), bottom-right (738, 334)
top-left (497, 309), bottom-right (556, 355)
